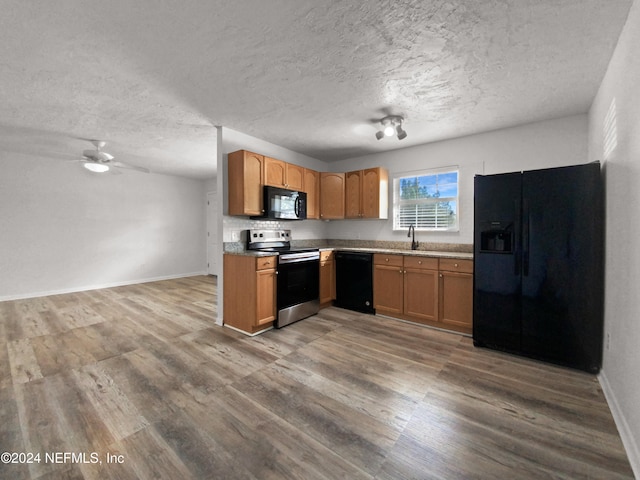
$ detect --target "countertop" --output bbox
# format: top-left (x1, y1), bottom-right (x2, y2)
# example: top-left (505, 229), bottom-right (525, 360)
top-left (225, 247), bottom-right (472, 260)
top-left (318, 247), bottom-right (473, 260)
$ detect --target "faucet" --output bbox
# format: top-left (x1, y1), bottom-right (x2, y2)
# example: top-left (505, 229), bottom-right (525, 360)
top-left (407, 224), bottom-right (419, 250)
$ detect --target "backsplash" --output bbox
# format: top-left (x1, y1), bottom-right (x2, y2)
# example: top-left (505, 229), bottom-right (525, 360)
top-left (222, 216), bottom-right (325, 242)
top-left (319, 239), bottom-right (472, 253)
top-left (224, 237), bottom-right (472, 253)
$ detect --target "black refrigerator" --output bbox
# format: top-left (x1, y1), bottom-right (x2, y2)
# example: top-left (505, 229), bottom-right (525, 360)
top-left (473, 162), bottom-right (604, 373)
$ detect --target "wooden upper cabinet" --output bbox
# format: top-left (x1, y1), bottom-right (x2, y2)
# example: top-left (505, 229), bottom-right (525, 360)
top-left (285, 163), bottom-right (304, 191)
top-left (320, 172), bottom-right (345, 219)
top-left (227, 150), bottom-right (264, 216)
top-left (264, 157), bottom-right (304, 191)
top-left (344, 167), bottom-right (389, 219)
top-left (362, 167), bottom-right (388, 219)
top-left (264, 157), bottom-right (286, 187)
top-left (228, 147), bottom-right (385, 222)
top-left (345, 170), bottom-right (362, 218)
top-left (304, 168), bottom-right (320, 219)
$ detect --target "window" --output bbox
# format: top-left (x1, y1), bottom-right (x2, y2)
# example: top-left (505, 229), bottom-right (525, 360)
top-left (393, 169), bottom-right (459, 231)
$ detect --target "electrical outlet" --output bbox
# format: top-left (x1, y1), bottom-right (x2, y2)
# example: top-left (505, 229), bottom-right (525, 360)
top-left (606, 332), bottom-right (611, 350)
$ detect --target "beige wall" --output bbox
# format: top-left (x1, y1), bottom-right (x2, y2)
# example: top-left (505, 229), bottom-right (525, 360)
top-left (329, 114), bottom-right (588, 246)
top-left (0, 153), bottom-right (207, 300)
top-left (588, 0), bottom-right (640, 475)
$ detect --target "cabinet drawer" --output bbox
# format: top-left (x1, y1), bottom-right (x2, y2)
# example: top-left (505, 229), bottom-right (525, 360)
top-left (320, 250), bottom-right (334, 262)
top-left (404, 256), bottom-right (438, 270)
top-left (439, 258), bottom-right (473, 273)
top-left (256, 256), bottom-right (277, 270)
top-left (374, 254), bottom-right (403, 267)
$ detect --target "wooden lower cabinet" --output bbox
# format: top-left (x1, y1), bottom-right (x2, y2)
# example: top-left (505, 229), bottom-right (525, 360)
top-left (223, 254), bottom-right (276, 334)
top-left (373, 254), bottom-right (473, 334)
top-left (373, 255), bottom-right (404, 315)
top-left (319, 250), bottom-right (335, 308)
top-left (439, 259), bottom-right (473, 332)
top-left (403, 257), bottom-right (439, 322)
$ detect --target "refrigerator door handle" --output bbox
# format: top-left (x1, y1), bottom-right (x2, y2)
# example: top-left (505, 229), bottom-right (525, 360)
top-left (523, 199), bottom-right (530, 276)
top-left (514, 199), bottom-right (521, 275)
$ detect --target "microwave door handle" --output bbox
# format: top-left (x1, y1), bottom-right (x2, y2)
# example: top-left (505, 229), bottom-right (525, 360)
top-left (294, 197), bottom-right (300, 217)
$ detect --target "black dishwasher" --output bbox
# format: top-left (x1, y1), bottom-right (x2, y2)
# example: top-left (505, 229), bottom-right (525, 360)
top-left (335, 251), bottom-right (374, 314)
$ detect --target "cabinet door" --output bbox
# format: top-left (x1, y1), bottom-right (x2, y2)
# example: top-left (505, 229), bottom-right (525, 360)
top-left (264, 157), bottom-right (287, 187)
top-left (373, 264), bottom-right (404, 315)
top-left (439, 271), bottom-right (472, 332)
top-left (362, 168), bottom-right (386, 218)
top-left (345, 170), bottom-right (362, 218)
top-left (228, 150), bottom-right (264, 216)
top-left (319, 259), bottom-right (335, 305)
top-left (404, 267), bottom-right (438, 321)
top-left (256, 268), bottom-right (276, 325)
top-left (286, 163), bottom-right (305, 191)
top-left (304, 169), bottom-right (320, 219)
top-left (320, 172), bottom-right (345, 219)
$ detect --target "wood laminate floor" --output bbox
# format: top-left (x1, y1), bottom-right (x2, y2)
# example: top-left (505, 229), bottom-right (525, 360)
top-left (0, 275), bottom-right (634, 479)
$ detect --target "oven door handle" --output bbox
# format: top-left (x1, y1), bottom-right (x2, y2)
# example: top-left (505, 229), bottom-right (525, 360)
top-left (278, 258), bottom-right (320, 265)
top-left (278, 255), bottom-right (320, 264)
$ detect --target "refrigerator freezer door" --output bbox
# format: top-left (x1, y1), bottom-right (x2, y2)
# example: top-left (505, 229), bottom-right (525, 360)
top-left (521, 163), bottom-right (604, 372)
top-left (473, 172), bottom-right (522, 352)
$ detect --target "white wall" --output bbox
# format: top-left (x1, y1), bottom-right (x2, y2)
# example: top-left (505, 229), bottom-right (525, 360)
top-left (327, 114), bottom-right (588, 246)
top-left (0, 153), bottom-right (207, 300)
top-left (588, 0), bottom-right (640, 475)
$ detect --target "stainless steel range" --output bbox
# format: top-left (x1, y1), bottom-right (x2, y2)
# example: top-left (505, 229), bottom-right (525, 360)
top-left (246, 229), bottom-right (320, 328)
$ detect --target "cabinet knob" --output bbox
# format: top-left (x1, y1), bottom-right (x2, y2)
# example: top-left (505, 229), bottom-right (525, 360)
top-left (454, 263), bottom-right (459, 267)
top-left (439, 273), bottom-right (443, 278)
top-left (418, 260), bottom-right (422, 264)
top-left (385, 258), bottom-right (389, 262)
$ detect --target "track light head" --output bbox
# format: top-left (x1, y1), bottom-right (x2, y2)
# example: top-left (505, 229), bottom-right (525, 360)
top-left (396, 124), bottom-right (407, 140)
top-left (375, 115), bottom-right (407, 140)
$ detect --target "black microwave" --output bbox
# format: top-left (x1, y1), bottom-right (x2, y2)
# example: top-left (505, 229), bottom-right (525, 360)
top-left (255, 186), bottom-right (307, 220)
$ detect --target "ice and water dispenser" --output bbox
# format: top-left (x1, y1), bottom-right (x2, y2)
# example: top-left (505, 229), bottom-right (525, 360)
top-left (479, 221), bottom-right (513, 253)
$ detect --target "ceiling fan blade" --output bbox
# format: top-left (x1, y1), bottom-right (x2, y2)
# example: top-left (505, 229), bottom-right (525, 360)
top-left (111, 161), bottom-right (150, 173)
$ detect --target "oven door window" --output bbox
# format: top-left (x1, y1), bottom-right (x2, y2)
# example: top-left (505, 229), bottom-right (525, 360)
top-left (277, 260), bottom-right (319, 309)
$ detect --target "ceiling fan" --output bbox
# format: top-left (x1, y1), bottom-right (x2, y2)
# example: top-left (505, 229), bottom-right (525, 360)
top-left (79, 140), bottom-right (150, 174)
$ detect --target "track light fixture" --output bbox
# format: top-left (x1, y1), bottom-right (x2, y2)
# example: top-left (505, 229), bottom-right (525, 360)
top-left (375, 115), bottom-right (407, 141)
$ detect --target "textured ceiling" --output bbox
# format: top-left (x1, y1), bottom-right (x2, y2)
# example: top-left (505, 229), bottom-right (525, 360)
top-left (0, 0), bottom-right (633, 178)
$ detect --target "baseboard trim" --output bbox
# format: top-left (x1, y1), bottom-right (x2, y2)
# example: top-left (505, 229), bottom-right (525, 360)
top-left (0, 271), bottom-right (209, 302)
top-left (599, 371), bottom-right (640, 478)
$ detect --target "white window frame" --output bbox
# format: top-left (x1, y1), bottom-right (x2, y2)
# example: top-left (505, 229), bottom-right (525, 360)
top-left (393, 167), bottom-right (460, 232)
